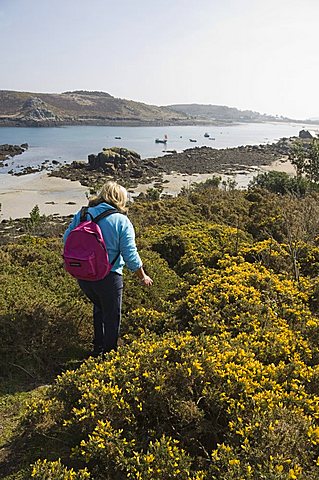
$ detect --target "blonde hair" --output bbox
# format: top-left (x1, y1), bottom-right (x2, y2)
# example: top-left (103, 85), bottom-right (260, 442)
top-left (88, 181), bottom-right (128, 213)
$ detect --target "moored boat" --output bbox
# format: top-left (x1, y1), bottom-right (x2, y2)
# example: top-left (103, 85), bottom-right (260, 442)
top-left (155, 134), bottom-right (168, 144)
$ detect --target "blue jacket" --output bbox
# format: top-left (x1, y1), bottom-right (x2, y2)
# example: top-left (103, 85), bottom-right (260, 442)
top-left (63, 202), bottom-right (142, 275)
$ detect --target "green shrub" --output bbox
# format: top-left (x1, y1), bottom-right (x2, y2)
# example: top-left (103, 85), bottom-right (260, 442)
top-left (122, 249), bottom-right (182, 315)
top-left (0, 237), bottom-right (92, 379)
top-left (248, 170), bottom-right (318, 196)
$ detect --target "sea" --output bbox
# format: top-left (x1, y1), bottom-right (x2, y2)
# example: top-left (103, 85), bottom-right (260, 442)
top-left (0, 122), bottom-right (309, 175)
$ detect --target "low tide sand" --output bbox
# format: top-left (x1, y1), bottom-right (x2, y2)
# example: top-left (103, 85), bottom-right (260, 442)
top-left (0, 173), bottom-right (88, 219)
top-left (0, 158), bottom-right (296, 220)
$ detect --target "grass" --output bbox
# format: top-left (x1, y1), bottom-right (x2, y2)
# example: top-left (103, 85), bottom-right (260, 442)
top-left (0, 375), bottom-right (50, 479)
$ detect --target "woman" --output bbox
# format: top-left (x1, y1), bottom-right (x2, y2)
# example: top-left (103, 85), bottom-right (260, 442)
top-left (63, 181), bottom-right (153, 356)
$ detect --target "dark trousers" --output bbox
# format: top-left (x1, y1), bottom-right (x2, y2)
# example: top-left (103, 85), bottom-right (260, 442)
top-left (78, 272), bottom-right (123, 354)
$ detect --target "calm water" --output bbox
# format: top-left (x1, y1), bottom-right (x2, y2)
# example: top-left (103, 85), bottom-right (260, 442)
top-left (0, 122), bottom-right (306, 174)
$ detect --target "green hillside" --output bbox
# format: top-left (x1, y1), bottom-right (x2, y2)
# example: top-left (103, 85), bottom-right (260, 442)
top-left (0, 90), bottom-right (189, 126)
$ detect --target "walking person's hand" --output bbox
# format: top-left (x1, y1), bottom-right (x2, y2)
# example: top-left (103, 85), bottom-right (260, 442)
top-left (135, 267), bottom-right (153, 286)
top-left (140, 274), bottom-right (153, 286)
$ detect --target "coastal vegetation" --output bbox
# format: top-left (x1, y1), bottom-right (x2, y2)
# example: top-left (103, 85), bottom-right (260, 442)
top-left (1, 172), bottom-right (319, 479)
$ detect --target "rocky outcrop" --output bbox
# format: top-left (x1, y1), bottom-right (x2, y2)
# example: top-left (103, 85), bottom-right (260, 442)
top-left (86, 147), bottom-right (149, 179)
top-left (47, 136), bottom-right (312, 190)
top-left (299, 129), bottom-right (318, 139)
top-left (50, 146), bottom-right (164, 187)
top-left (88, 147), bottom-right (141, 174)
top-left (0, 143), bottom-right (28, 162)
top-left (21, 97), bottom-right (62, 123)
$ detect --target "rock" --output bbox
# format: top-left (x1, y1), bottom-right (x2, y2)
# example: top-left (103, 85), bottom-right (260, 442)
top-left (71, 161), bottom-right (86, 169)
top-left (299, 129), bottom-right (318, 139)
top-left (111, 147), bottom-right (141, 160)
top-left (88, 147), bottom-right (141, 171)
top-left (130, 168), bottom-right (143, 178)
top-left (0, 143), bottom-right (26, 160)
top-left (146, 160), bottom-right (157, 168)
top-left (21, 97), bottom-right (62, 123)
top-left (49, 135), bottom-right (303, 191)
top-left (103, 164), bottom-right (116, 174)
top-left (14, 166), bottom-right (41, 175)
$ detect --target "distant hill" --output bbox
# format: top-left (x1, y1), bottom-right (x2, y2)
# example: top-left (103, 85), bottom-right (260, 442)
top-left (167, 103), bottom-right (293, 123)
top-left (0, 90), bottom-right (310, 127)
top-left (0, 90), bottom-right (190, 127)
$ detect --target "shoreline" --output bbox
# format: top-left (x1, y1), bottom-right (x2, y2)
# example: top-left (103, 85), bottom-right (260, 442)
top-left (1, 120), bottom-right (319, 128)
top-left (0, 173), bottom-right (88, 220)
top-left (0, 157), bottom-right (296, 220)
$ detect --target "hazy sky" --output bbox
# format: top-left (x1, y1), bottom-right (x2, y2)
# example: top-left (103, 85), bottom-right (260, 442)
top-left (1, 0), bottom-right (318, 119)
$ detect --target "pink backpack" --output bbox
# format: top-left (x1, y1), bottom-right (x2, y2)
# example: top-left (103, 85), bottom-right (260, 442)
top-left (63, 207), bottom-right (120, 281)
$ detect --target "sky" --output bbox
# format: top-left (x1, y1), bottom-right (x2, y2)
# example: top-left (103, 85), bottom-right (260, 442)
top-left (0, 0), bottom-right (318, 119)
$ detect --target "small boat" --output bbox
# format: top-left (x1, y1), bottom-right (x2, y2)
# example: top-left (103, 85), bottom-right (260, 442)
top-left (115, 136), bottom-right (122, 139)
top-left (209, 137), bottom-right (216, 140)
top-left (189, 139), bottom-right (197, 142)
top-left (155, 134), bottom-right (168, 144)
top-left (204, 133), bottom-right (210, 138)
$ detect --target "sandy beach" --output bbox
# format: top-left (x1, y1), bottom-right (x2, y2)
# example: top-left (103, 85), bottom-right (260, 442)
top-left (0, 158), bottom-right (296, 220)
top-left (0, 173), bottom-right (88, 220)
top-left (260, 157), bottom-right (296, 174)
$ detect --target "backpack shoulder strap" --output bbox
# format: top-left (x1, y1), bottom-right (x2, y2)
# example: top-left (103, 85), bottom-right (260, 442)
top-left (110, 250), bottom-right (121, 266)
top-left (92, 208), bottom-right (120, 224)
top-left (91, 208), bottom-right (125, 266)
top-left (80, 206), bottom-right (94, 222)
top-left (80, 206), bottom-right (88, 222)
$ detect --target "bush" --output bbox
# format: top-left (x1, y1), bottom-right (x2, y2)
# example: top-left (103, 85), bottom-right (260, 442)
top-left (22, 332), bottom-right (319, 479)
top-left (180, 261), bottom-right (315, 363)
top-left (150, 222), bottom-right (252, 275)
top-left (30, 459), bottom-right (90, 479)
top-left (0, 237), bottom-right (92, 379)
top-left (248, 171), bottom-right (318, 196)
top-left (122, 249), bottom-right (182, 315)
top-left (3, 182), bottom-right (319, 479)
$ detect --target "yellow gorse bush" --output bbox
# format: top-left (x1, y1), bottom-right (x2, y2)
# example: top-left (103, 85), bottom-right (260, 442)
top-left (31, 458), bottom-right (90, 479)
top-left (3, 188), bottom-right (319, 478)
top-left (149, 221), bottom-right (252, 273)
top-left (25, 330), bottom-right (319, 478)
